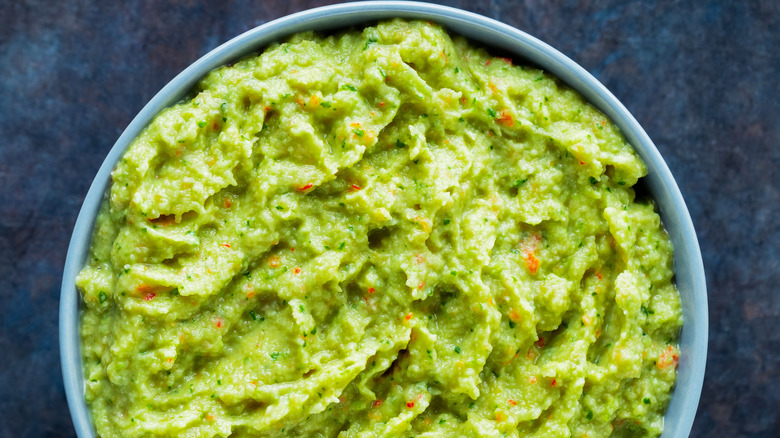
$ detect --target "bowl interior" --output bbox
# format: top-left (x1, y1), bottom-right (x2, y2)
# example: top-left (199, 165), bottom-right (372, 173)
top-left (60, 2), bottom-right (707, 437)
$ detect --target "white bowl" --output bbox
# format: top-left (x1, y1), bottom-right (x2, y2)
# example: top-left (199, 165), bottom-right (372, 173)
top-left (60, 2), bottom-right (708, 436)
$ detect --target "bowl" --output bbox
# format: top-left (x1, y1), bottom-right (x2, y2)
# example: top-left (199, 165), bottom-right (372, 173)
top-left (60, 2), bottom-right (708, 436)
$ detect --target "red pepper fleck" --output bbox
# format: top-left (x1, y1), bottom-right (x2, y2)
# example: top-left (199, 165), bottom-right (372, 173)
top-left (368, 287), bottom-right (376, 294)
top-left (221, 243), bottom-right (231, 248)
top-left (290, 247), bottom-right (295, 252)
top-left (485, 59), bottom-right (492, 66)
top-left (657, 345), bottom-right (680, 369)
top-left (580, 161), bottom-right (585, 165)
top-left (212, 121), bottom-right (219, 130)
top-left (509, 399), bottom-right (517, 406)
top-left (293, 267), bottom-right (301, 274)
top-left (406, 401), bottom-right (415, 409)
top-left (551, 378), bottom-right (557, 386)
top-left (596, 271), bottom-right (603, 280)
top-left (524, 248), bottom-right (540, 274)
top-left (298, 183), bottom-right (313, 191)
top-left (143, 292), bottom-right (156, 301)
top-left (372, 399), bottom-right (383, 408)
top-left (379, 101), bottom-right (386, 106)
top-left (497, 109), bottom-right (514, 127)
top-left (498, 57), bottom-right (513, 65)
top-left (536, 337), bottom-right (545, 348)
top-left (215, 318), bottom-right (223, 328)
top-left (350, 184), bottom-right (362, 191)
top-left (405, 312), bottom-right (413, 321)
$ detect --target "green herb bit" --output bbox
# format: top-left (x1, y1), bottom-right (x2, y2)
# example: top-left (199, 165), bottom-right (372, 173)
top-left (363, 37), bottom-right (377, 50)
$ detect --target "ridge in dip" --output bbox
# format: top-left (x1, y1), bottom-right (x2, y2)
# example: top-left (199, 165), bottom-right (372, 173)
top-left (76, 19), bottom-right (683, 437)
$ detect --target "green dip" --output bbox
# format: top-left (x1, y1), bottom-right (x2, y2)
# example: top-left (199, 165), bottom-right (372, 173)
top-left (77, 19), bottom-right (682, 437)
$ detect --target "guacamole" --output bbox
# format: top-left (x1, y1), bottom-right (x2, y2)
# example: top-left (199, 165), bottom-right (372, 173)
top-left (76, 19), bottom-right (682, 437)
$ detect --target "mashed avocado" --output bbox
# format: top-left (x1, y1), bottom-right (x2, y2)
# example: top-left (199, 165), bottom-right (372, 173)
top-left (76, 19), bottom-right (682, 438)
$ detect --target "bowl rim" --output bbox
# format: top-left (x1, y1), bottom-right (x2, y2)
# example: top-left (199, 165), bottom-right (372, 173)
top-left (60, 2), bottom-right (708, 437)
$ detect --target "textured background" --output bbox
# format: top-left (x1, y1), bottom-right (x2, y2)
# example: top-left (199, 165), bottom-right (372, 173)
top-left (1, 0), bottom-right (778, 436)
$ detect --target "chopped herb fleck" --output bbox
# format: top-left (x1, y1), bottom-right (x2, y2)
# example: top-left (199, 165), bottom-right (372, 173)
top-left (363, 37), bottom-right (377, 50)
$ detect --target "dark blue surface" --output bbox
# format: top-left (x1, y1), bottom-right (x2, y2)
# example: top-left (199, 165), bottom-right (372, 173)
top-left (1, 1), bottom-right (777, 436)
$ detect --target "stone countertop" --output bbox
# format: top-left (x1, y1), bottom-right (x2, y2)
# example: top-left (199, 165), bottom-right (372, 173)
top-left (1, 1), bottom-right (777, 436)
